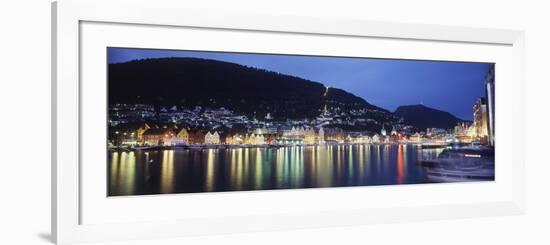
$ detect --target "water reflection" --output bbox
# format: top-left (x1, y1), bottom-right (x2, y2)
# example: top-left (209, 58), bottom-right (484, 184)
top-left (160, 150), bottom-right (174, 193)
top-left (397, 144), bottom-right (405, 184)
top-left (109, 144), bottom-right (454, 196)
top-left (254, 148), bottom-right (263, 190)
top-left (205, 149), bottom-right (216, 191)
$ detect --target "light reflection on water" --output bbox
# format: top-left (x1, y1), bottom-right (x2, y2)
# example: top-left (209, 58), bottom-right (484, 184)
top-left (108, 144), bottom-right (445, 196)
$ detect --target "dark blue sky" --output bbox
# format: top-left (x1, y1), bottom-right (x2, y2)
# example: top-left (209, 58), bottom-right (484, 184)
top-left (108, 48), bottom-right (492, 120)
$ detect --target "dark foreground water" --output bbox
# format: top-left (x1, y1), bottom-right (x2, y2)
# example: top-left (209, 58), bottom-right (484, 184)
top-left (108, 144), bottom-right (454, 196)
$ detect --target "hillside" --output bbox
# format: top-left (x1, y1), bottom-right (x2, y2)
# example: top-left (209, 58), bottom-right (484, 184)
top-left (108, 57), bottom-right (393, 123)
top-left (394, 104), bottom-right (465, 130)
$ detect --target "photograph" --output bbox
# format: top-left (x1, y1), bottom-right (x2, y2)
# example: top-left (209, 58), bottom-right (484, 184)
top-left (107, 47), bottom-right (495, 196)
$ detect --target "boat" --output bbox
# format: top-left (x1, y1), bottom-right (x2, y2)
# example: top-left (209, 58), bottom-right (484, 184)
top-left (420, 147), bottom-right (495, 182)
top-left (421, 142), bottom-right (449, 149)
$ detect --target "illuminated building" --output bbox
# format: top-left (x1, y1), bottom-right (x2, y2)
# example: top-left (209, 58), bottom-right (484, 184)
top-left (304, 127), bottom-right (316, 144)
top-left (255, 135), bottom-right (266, 145)
top-left (351, 134), bottom-right (371, 143)
top-left (171, 128), bottom-right (189, 145)
top-left (188, 130), bottom-right (206, 144)
top-left (204, 131), bottom-right (221, 145)
top-left (317, 127), bottom-right (325, 144)
top-left (409, 132), bottom-right (422, 143)
top-left (473, 97), bottom-right (489, 143)
top-left (231, 134), bottom-right (244, 145)
top-left (324, 127), bottom-right (345, 143)
top-left (109, 122), bottom-right (151, 146)
top-left (372, 134), bottom-right (382, 143)
top-left (225, 135), bottom-right (234, 145)
top-left (426, 128), bottom-right (446, 137)
top-left (244, 134), bottom-right (256, 145)
top-left (381, 124), bottom-right (387, 136)
top-left (454, 122), bottom-right (473, 143)
top-left (142, 128), bottom-right (175, 146)
top-left (485, 66), bottom-right (495, 146)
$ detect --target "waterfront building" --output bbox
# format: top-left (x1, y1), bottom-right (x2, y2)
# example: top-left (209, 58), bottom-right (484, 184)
top-left (264, 134), bottom-right (277, 144)
top-left (317, 127), bottom-right (325, 144)
top-left (171, 128), bottom-right (189, 145)
top-left (473, 97), bottom-right (489, 143)
top-left (204, 131), bottom-right (220, 145)
top-left (282, 127), bottom-right (295, 138)
top-left (109, 122), bottom-right (152, 146)
top-left (372, 134), bottom-right (381, 143)
top-left (345, 135), bottom-right (353, 143)
top-left (280, 126), bottom-right (305, 141)
top-left (485, 66), bottom-right (495, 146)
top-left (244, 134), bottom-right (256, 145)
top-left (142, 128), bottom-right (175, 146)
top-left (381, 125), bottom-right (387, 136)
top-left (225, 135), bottom-right (233, 145)
top-left (118, 132), bottom-right (137, 146)
top-left (188, 130), bottom-right (206, 144)
top-left (325, 127), bottom-right (345, 143)
top-left (391, 126), bottom-right (397, 136)
top-left (255, 135), bottom-right (266, 145)
top-left (389, 134), bottom-right (400, 143)
top-left (136, 123), bottom-right (151, 143)
top-left (409, 132), bottom-right (422, 143)
top-left (231, 134), bottom-right (244, 145)
top-left (454, 122), bottom-right (473, 143)
top-left (304, 127), bottom-right (316, 144)
top-left (297, 126), bottom-right (305, 137)
top-left (351, 134), bottom-right (371, 143)
top-left (426, 128), bottom-right (446, 137)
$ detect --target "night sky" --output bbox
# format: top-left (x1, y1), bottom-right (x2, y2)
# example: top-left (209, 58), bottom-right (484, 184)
top-left (108, 47), bottom-right (493, 120)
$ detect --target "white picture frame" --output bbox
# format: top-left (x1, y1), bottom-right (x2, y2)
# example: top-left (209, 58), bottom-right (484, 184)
top-left (52, 0), bottom-right (525, 244)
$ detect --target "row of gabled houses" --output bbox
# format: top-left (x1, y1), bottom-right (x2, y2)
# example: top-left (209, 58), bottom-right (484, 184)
top-left (110, 122), bottom-right (336, 146)
top-left (110, 122), bottom-right (208, 146)
top-left (109, 122), bottom-right (431, 147)
top-left (109, 122), bottom-right (276, 146)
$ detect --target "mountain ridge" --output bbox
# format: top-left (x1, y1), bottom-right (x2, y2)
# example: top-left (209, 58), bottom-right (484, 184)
top-left (109, 57), bottom-right (466, 132)
top-left (394, 104), bottom-right (467, 130)
top-left (108, 57), bottom-right (392, 120)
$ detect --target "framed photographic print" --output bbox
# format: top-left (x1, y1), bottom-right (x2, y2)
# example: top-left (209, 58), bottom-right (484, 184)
top-left (52, 0), bottom-right (525, 244)
top-left (106, 47), bottom-right (496, 196)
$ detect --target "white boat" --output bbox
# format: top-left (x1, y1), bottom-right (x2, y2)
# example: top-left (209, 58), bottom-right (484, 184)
top-left (421, 147), bottom-right (495, 182)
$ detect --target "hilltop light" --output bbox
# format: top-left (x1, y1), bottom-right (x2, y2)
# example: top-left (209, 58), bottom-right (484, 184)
top-left (323, 86), bottom-right (330, 97)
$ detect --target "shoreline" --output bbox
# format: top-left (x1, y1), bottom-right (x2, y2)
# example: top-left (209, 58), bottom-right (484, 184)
top-left (108, 142), bottom-right (482, 152)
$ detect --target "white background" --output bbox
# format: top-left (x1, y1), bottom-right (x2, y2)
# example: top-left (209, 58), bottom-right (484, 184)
top-left (0, 0), bottom-right (548, 244)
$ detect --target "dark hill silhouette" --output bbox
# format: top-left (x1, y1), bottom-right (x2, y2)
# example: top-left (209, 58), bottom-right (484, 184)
top-left (394, 104), bottom-right (466, 130)
top-left (108, 57), bottom-right (392, 121)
